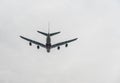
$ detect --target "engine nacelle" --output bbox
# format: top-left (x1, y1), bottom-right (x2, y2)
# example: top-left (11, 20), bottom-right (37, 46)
top-left (29, 42), bottom-right (32, 46)
top-left (37, 45), bottom-right (40, 49)
top-left (65, 44), bottom-right (68, 47)
top-left (57, 46), bottom-right (60, 50)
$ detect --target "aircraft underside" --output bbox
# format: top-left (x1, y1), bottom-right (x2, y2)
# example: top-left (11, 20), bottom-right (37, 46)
top-left (20, 30), bottom-right (78, 53)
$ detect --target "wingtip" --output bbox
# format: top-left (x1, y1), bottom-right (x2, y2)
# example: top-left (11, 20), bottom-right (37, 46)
top-left (75, 38), bottom-right (78, 40)
top-left (37, 31), bottom-right (42, 33)
top-left (20, 36), bottom-right (24, 38)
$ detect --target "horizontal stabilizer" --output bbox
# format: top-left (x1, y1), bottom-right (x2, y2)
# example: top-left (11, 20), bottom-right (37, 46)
top-left (37, 31), bottom-right (48, 36)
top-left (50, 31), bottom-right (61, 36)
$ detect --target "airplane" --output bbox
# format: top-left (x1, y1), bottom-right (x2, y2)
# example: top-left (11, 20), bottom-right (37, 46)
top-left (20, 25), bottom-right (78, 53)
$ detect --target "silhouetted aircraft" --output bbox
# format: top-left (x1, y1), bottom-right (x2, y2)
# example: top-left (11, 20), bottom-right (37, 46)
top-left (20, 25), bottom-right (78, 53)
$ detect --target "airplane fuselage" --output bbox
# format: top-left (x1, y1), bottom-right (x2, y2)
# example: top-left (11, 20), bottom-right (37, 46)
top-left (46, 33), bottom-right (51, 52)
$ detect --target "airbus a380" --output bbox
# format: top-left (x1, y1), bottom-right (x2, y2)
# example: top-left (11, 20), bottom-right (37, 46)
top-left (20, 26), bottom-right (78, 53)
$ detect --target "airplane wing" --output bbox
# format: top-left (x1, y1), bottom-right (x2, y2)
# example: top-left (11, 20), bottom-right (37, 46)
top-left (20, 36), bottom-right (46, 48)
top-left (51, 38), bottom-right (78, 48)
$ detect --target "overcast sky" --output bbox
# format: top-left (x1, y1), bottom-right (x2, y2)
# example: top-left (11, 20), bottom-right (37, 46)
top-left (0, 0), bottom-right (120, 83)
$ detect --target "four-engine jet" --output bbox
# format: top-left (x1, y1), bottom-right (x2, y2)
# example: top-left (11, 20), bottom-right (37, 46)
top-left (20, 28), bottom-right (78, 53)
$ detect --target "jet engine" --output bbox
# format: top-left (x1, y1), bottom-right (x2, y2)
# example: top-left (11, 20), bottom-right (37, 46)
top-left (57, 46), bottom-right (60, 50)
top-left (37, 45), bottom-right (40, 49)
top-left (65, 44), bottom-right (68, 47)
top-left (29, 42), bottom-right (32, 46)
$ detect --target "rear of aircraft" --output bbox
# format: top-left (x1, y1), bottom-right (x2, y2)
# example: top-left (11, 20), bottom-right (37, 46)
top-left (37, 22), bottom-right (60, 36)
top-left (37, 31), bottom-right (61, 36)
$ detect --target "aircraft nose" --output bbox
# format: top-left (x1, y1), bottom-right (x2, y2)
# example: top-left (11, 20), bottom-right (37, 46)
top-left (47, 49), bottom-right (50, 53)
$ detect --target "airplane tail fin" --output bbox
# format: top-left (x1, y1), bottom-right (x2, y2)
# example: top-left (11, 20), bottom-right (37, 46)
top-left (37, 22), bottom-right (60, 36)
top-left (37, 31), bottom-right (48, 36)
top-left (37, 22), bottom-right (50, 36)
top-left (48, 22), bottom-right (50, 34)
top-left (48, 22), bottom-right (61, 36)
top-left (50, 31), bottom-right (61, 36)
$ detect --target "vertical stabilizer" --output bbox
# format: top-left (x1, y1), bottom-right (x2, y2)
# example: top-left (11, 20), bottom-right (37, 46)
top-left (48, 22), bottom-right (50, 34)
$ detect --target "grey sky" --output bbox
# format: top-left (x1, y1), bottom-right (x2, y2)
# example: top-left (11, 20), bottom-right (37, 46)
top-left (0, 0), bottom-right (120, 83)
